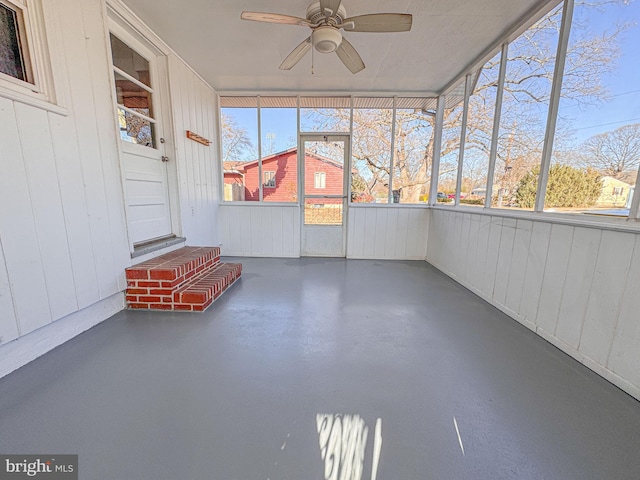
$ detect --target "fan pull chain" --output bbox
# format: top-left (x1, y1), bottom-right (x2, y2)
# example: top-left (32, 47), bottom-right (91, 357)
top-left (311, 31), bottom-right (315, 75)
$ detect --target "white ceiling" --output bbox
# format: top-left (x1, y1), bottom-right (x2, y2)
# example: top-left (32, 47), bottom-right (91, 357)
top-left (121, 0), bottom-right (554, 95)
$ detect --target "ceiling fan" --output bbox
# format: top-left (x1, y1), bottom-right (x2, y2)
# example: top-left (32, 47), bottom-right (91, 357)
top-left (240, 1), bottom-right (412, 74)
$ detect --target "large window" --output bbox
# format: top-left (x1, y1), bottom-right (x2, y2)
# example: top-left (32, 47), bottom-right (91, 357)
top-left (221, 97), bottom-right (299, 203)
top-left (547, 0), bottom-right (639, 217)
top-left (393, 98), bottom-right (436, 204)
top-left (260, 98), bottom-right (298, 202)
top-left (460, 52), bottom-right (502, 207)
top-left (437, 88), bottom-right (466, 205)
top-left (220, 99), bottom-right (259, 201)
top-left (492, 5), bottom-right (562, 210)
top-left (352, 98), bottom-right (393, 203)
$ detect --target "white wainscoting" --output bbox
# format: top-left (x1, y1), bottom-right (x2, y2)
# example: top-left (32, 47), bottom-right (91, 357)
top-left (219, 204), bottom-right (301, 257)
top-left (218, 204), bottom-right (429, 260)
top-left (427, 208), bottom-right (640, 400)
top-left (347, 206), bottom-right (429, 260)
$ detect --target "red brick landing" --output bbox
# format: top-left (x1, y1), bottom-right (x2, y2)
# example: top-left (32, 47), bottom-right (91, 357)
top-left (125, 246), bottom-right (241, 312)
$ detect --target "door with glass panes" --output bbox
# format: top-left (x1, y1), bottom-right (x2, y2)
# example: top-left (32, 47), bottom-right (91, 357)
top-left (300, 134), bottom-right (350, 256)
top-left (109, 29), bottom-right (172, 246)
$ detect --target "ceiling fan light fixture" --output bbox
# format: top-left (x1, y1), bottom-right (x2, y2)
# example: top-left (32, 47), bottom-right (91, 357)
top-left (313, 26), bottom-right (342, 53)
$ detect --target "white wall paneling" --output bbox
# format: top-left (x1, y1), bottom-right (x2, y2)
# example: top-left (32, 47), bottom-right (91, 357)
top-left (427, 208), bottom-right (640, 400)
top-left (167, 55), bottom-right (219, 247)
top-left (218, 204), bottom-right (429, 260)
top-left (347, 206), bottom-right (429, 260)
top-left (219, 205), bottom-right (301, 257)
top-left (0, 0), bottom-right (223, 377)
top-left (0, 0), bottom-right (131, 353)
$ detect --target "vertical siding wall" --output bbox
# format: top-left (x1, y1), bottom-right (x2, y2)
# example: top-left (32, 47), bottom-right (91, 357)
top-left (219, 205), bottom-right (301, 257)
top-left (0, 0), bottom-right (221, 377)
top-left (427, 208), bottom-right (640, 400)
top-left (218, 204), bottom-right (429, 259)
top-left (167, 55), bottom-right (219, 247)
top-left (0, 0), bottom-right (130, 357)
top-left (347, 206), bottom-right (429, 259)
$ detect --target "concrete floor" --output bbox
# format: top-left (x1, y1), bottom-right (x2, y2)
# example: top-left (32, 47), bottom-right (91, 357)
top-left (1, 258), bottom-right (640, 479)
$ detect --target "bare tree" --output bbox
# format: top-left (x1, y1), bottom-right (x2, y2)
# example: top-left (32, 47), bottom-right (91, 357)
top-left (580, 123), bottom-right (640, 179)
top-left (220, 112), bottom-right (253, 162)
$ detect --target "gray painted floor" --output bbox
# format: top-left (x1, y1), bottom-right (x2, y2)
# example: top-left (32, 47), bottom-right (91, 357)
top-left (1, 258), bottom-right (640, 479)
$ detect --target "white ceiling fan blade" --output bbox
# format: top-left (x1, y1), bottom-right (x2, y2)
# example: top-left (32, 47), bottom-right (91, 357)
top-left (320, 0), bottom-right (342, 19)
top-left (279, 36), bottom-right (312, 70)
top-left (335, 38), bottom-right (365, 74)
top-left (241, 11), bottom-right (311, 27)
top-left (342, 14), bottom-right (413, 32)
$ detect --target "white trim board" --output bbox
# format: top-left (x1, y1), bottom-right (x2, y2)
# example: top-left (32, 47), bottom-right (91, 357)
top-left (0, 292), bottom-right (124, 379)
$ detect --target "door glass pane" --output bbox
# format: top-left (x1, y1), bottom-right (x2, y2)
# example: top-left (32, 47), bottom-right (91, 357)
top-left (117, 107), bottom-right (155, 147)
top-left (304, 140), bottom-right (344, 225)
top-left (114, 71), bottom-right (154, 117)
top-left (110, 34), bottom-right (152, 87)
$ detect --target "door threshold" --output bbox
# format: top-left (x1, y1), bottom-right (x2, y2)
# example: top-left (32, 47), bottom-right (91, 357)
top-left (132, 236), bottom-right (186, 258)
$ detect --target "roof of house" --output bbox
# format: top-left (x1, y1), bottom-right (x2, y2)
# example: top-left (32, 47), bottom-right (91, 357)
top-left (229, 147), bottom-right (345, 172)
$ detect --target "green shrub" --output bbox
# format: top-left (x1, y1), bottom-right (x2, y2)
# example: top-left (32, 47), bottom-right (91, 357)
top-left (515, 164), bottom-right (602, 208)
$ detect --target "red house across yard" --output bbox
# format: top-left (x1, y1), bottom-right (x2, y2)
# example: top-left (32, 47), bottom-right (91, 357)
top-left (223, 148), bottom-right (344, 202)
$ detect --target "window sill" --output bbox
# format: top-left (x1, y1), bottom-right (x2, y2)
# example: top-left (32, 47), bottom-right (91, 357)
top-left (0, 86), bottom-right (67, 116)
top-left (429, 204), bottom-right (640, 234)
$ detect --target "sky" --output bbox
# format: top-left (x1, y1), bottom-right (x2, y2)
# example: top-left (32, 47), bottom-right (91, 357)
top-left (560, 0), bottom-right (640, 143)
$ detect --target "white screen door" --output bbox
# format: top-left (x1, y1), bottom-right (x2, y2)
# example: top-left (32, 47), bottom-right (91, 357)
top-left (300, 134), bottom-right (350, 257)
top-left (109, 30), bottom-right (172, 246)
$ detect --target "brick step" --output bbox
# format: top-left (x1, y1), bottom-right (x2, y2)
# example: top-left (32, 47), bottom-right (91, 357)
top-left (125, 246), bottom-right (220, 288)
top-left (125, 246), bottom-right (241, 312)
top-left (173, 263), bottom-right (242, 312)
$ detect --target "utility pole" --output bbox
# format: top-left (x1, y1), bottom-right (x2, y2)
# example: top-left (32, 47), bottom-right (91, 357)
top-left (266, 132), bottom-right (276, 154)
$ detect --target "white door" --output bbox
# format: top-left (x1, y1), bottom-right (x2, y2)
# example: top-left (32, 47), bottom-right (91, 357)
top-left (300, 134), bottom-right (350, 257)
top-left (109, 30), bottom-right (172, 246)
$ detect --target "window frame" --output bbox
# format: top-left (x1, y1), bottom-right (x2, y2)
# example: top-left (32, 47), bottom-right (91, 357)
top-left (314, 171), bottom-right (326, 189)
top-left (263, 171), bottom-right (276, 188)
top-left (0, 0), bottom-right (60, 112)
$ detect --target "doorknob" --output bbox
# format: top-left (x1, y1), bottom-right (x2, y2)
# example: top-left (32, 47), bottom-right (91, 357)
top-left (161, 156), bottom-right (169, 163)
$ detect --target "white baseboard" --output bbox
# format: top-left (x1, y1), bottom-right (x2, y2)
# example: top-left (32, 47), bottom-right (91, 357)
top-left (0, 292), bottom-right (124, 379)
